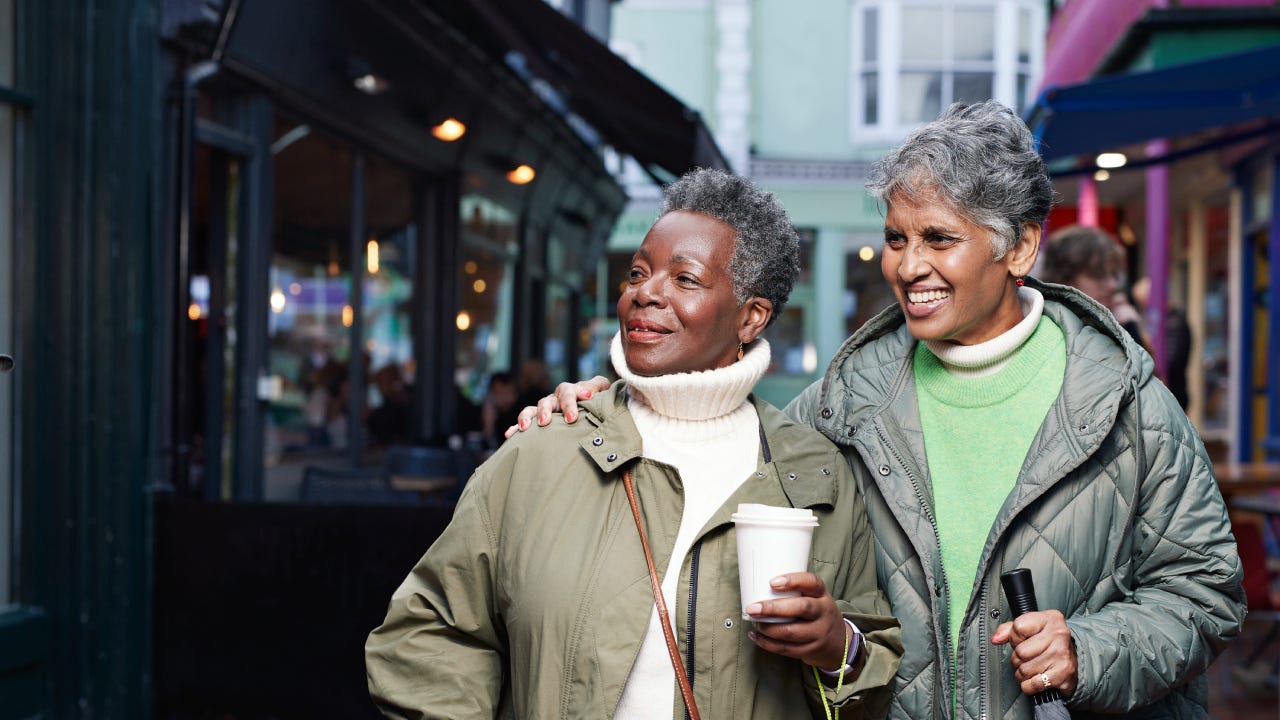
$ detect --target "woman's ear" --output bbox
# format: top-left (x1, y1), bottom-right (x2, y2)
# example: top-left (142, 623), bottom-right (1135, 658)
top-left (1005, 222), bottom-right (1041, 278)
top-left (738, 297), bottom-right (774, 344)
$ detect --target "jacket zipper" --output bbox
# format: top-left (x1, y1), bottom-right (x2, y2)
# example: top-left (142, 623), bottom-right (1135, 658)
top-left (871, 421), bottom-right (956, 713)
top-left (684, 540), bottom-right (702, 720)
top-left (978, 579), bottom-right (987, 720)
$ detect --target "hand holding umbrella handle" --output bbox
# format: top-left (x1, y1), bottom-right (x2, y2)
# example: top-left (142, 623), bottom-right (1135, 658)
top-left (1001, 568), bottom-right (1064, 705)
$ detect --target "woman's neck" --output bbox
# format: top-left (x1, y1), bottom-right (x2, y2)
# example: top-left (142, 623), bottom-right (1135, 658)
top-left (922, 286), bottom-right (1043, 378)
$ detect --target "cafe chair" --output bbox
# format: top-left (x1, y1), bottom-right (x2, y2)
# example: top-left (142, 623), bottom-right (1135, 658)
top-left (300, 465), bottom-right (417, 506)
top-left (1229, 517), bottom-right (1280, 692)
top-left (383, 445), bottom-right (473, 503)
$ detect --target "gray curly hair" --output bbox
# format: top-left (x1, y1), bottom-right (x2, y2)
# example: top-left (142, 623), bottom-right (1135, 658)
top-left (661, 168), bottom-right (800, 325)
top-left (867, 100), bottom-right (1054, 258)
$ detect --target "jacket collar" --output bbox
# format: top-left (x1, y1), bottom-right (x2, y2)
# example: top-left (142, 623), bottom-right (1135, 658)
top-left (577, 382), bottom-right (842, 511)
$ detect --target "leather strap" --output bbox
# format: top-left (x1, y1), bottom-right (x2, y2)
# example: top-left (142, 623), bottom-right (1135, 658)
top-left (622, 469), bottom-right (701, 720)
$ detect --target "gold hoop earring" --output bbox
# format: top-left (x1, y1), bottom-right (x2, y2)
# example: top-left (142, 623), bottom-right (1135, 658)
top-left (736, 342), bottom-right (744, 361)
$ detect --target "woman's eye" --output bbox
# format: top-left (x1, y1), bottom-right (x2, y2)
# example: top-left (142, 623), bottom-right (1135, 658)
top-left (884, 236), bottom-right (906, 249)
top-left (628, 269), bottom-right (645, 282)
top-left (676, 274), bottom-right (699, 285)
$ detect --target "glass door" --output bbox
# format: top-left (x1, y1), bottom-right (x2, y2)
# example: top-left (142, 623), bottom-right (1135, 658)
top-left (179, 142), bottom-right (244, 500)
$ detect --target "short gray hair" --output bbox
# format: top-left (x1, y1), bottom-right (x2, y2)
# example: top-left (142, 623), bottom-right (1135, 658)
top-left (867, 100), bottom-right (1054, 257)
top-left (661, 168), bottom-right (800, 324)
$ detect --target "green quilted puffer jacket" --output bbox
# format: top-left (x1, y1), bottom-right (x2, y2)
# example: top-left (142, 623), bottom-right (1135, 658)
top-left (786, 279), bottom-right (1244, 720)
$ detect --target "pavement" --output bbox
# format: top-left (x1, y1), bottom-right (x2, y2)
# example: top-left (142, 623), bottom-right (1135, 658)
top-left (1210, 614), bottom-right (1279, 719)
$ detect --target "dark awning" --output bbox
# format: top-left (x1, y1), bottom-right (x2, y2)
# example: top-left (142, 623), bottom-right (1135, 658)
top-left (1025, 43), bottom-right (1280, 163)
top-left (417, 0), bottom-right (730, 181)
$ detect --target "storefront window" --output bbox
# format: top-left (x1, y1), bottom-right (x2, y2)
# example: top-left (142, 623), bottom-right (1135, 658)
top-left (844, 233), bottom-right (897, 337)
top-left (0, 0), bottom-right (14, 608)
top-left (266, 118), bottom-right (354, 466)
top-left (767, 229), bottom-right (816, 376)
top-left (457, 195), bottom-right (517, 401)
top-left (363, 155), bottom-right (415, 449)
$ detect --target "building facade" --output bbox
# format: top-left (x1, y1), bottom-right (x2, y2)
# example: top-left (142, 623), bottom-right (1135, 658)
top-left (1030, 0), bottom-right (1280, 463)
top-left (601, 0), bottom-right (1046, 407)
top-left (0, 0), bottom-right (723, 716)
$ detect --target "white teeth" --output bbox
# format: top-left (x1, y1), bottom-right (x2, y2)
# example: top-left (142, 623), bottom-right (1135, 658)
top-left (907, 290), bottom-right (949, 304)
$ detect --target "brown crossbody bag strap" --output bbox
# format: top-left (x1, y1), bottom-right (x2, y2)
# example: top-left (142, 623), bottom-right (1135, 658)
top-left (621, 469), bottom-right (702, 720)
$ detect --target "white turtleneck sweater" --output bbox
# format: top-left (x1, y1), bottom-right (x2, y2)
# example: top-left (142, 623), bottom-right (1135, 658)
top-left (923, 286), bottom-right (1044, 377)
top-left (612, 332), bottom-right (770, 720)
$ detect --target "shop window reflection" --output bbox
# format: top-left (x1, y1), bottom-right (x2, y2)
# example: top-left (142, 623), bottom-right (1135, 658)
top-left (363, 155), bottom-right (415, 449)
top-left (457, 195), bottom-right (517, 403)
top-left (267, 118), bottom-right (354, 464)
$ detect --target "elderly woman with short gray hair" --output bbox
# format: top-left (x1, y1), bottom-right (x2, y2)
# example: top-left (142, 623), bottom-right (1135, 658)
top-left (518, 100), bottom-right (1244, 719)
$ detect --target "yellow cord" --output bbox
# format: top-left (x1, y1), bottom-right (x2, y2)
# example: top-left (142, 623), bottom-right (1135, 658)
top-left (812, 624), bottom-right (851, 720)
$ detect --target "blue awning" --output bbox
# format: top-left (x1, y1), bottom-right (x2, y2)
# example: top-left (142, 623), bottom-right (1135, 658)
top-left (1025, 43), bottom-right (1280, 162)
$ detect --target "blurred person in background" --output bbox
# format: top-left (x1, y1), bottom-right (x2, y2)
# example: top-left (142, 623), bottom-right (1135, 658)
top-left (515, 101), bottom-right (1244, 719)
top-left (366, 168), bottom-right (901, 719)
top-left (1038, 224), bottom-right (1148, 350)
top-left (479, 370), bottom-right (521, 451)
top-left (1132, 276), bottom-right (1192, 411)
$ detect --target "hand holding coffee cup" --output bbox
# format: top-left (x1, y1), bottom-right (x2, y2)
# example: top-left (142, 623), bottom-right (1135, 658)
top-left (732, 503), bottom-right (819, 620)
top-left (733, 504), bottom-right (851, 670)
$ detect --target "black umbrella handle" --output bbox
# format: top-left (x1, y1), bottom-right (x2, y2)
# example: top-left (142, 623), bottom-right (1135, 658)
top-left (1001, 568), bottom-right (1064, 705)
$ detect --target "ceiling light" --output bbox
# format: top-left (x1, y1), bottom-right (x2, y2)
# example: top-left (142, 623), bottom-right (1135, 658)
top-left (352, 73), bottom-right (388, 95)
top-left (506, 164), bottom-right (536, 185)
top-left (1093, 169), bottom-right (1111, 182)
top-left (858, 245), bottom-right (875, 262)
top-left (431, 118), bottom-right (467, 142)
top-left (1095, 152), bottom-right (1127, 169)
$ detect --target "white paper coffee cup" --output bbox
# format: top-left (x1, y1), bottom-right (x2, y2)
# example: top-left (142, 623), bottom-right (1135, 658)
top-left (731, 503), bottom-right (818, 622)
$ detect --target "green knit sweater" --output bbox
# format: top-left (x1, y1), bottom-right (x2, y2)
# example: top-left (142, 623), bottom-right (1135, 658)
top-left (913, 316), bottom-right (1066, 676)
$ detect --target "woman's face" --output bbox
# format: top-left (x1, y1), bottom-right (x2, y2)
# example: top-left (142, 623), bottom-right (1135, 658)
top-left (1070, 271), bottom-right (1120, 308)
top-left (617, 210), bottom-right (770, 376)
top-left (881, 188), bottom-right (1038, 345)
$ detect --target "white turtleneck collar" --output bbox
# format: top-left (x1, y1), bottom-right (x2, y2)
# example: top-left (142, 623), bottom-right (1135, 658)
top-left (609, 331), bottom-right (769, 421)
top-left (922, 286), bottom-right (1043, 378)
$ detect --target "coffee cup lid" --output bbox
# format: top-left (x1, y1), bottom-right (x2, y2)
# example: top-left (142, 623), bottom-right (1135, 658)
top-left (731, 503), bottom-right (818, 526)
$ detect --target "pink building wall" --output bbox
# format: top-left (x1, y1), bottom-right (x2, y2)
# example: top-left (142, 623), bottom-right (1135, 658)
top-left (1041, 0), bottom-right (1163, 90)
top-left (1042, 0), bottom-right (1279, 91)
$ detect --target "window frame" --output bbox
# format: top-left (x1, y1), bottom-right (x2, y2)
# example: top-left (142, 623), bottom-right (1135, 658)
top-left (849, 0), bottom-right (1043, 144)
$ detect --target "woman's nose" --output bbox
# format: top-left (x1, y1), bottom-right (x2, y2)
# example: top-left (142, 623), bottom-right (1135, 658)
top-left (897, 243), bottom-right (929, 280)
top-left (633, 275), bottom-right (665, 305)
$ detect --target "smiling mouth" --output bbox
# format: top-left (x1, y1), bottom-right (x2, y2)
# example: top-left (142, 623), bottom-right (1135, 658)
top-left (907, 289), bottom-right (950, 305)
top-left (626, 323), bottom-right (672, 337)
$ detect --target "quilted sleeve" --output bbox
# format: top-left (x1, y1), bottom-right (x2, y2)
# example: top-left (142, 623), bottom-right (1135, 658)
top-left (1064, 387), bottom-right (1245, 712)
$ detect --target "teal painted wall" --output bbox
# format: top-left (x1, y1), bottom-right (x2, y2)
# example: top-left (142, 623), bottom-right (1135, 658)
top-left (611, 5), bottom-right (717, 129)
top-left (752, 0), bottom-right (857, 157)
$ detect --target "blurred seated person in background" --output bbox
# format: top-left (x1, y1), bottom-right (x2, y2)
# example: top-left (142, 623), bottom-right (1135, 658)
top-left (480, 371), bottom-right (520, 451)
top-left (366, 167), bottom-right (900, 718)
top-left (367, 364), bottom-right (412, 447)
top-left (516, 357), bottom-right (553, 410)
top-left (1039, 224), bottom-right (1148, 349)
top-left (1132, 276), bottom-right (1192, 410)
top-left (303, 358), bottom-right (347, 448)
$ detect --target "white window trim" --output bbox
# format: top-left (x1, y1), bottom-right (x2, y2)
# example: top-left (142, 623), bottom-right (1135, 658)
top-left (849, 0), bottom-right (1044, 146)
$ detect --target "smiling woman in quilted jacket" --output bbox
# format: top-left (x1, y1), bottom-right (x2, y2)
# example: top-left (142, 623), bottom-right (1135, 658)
top-left (517, 101), bottom-right (1245, 719)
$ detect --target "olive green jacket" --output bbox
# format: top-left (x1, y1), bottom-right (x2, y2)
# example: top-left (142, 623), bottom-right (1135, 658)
top-left (366, 383), bottom-right (902, 719)
top-left (787, 280), bottom-right (1245, 719)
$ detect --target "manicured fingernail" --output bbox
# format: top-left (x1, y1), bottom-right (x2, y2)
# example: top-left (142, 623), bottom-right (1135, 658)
top-left (583, 390), bottom-right (593, 398)
top-left (519, 418), bottom-right (528, 430)
top-left (539, 413), bottom-right (549, 425)
top-left (565, 411), bottom-right (576, 423)
top-left (745, 603), bottom-right (762, 615)
top-left (770, 577), bottom-right (786, 588)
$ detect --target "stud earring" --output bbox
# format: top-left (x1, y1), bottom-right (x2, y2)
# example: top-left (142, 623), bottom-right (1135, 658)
top-left (1015, 277), bottom-right (1025, 287)
top-left (737, 342), bottom-right (744, 361)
